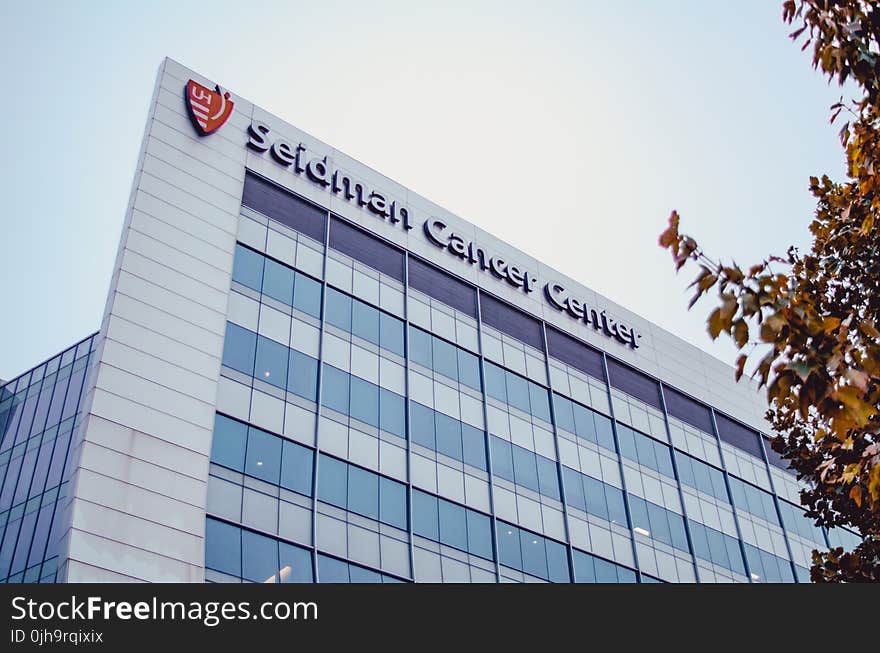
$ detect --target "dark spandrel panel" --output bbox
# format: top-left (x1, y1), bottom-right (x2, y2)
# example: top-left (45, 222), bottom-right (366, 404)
top-left (408, 256), bottom-right (476, 317)
top-left (329, 217), bottom-right (404, 281)
top-left (663, 386), bottom-right (713, 434)
top-left (606, 359), bottom-right (661, 409)
top-left (715, 413), bottom-right (763, 458)
top-left (763, 436), bottom-right (794, 474)
top-left (479, 292), bottom-right (544, 351)
top-left (242, 172), bottom-right (326, 243)
top-left (545, 326), bottom-right (605, 380)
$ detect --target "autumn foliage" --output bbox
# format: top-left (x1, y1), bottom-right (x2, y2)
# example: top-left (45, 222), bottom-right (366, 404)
top-left (660, 0), bottom-right (880, 582)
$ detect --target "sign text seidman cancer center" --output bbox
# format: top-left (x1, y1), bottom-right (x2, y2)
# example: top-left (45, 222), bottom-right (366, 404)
top-left (0, 59), bottom-right (861, 584)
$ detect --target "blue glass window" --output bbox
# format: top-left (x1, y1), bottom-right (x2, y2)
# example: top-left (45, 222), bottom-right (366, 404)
top-left (466, 510), bottom-right (493, 560)
top-left (350, 376), bottom-right (379, 427)
top-left (435, 412), bottom-right (463, 461)
top-left (457, 349), bottom-right (481, 391)
top-left (232, 244), bottom-right (263, 292)
top-left (262, 258), bottom-right (295, 305)
top-left (490, 436), bottom-right (514, 481)
top-left (484, 362), bottom-right (507, 403)
top-left (279, 542), bottom-right (313, 583)
top-left (210, 414), bottom-right (247, 472)
top-left (413, 490), bottom-right (439, 541)
top-left (317, 454), bottom-right (348, 507)
top-left (629, 496), bottom-right (690, 553)
top-left (380, 476), bottom-right (407, 530)
top-left (288, 350), bottom-right (318, 401)
top-left (205, 518), bottom-right (240, 577)
top-left (410, 402), bottom-right (435, 450)
top-left (506, 373), bottom-right (530, 413)
top-left (688, 519), bottom-right (745, 575)
top-left (379, 389), bottom-right (405, 438)
top-left (729, 477), bottom-right (780, 525)
top-left (438, 500), bottom-right (468, 551)
top-left (242, 530), bottom-right (279, 583)
top-left (348, 465), bottom-right (379, 520)
top-left (409, 327), bottom-right (432, 368)
top-left (379, 313), bottom-right (405, 357)
top-left (280, 439), bottom-right (313, 496)
top-left (461, 424), bottom-right (487, 471)
top-left (321, 365), bottom-right (350, 415)
top-left (528, 383), bottom-right (551, 422)
top-left (572, 549), bottom-right (637, 583)
top-left (617, 425), bottom-right (674, 478)
top-left (245, 426), bottom-right (281, 484)
top-left (352, 300), bottom-right (380, 345)
top-left (675, 451), bottom-right (730, 503)
top-left (432, 338), bottom-right (458, 381)
top-left (317, 554), bottom-right (350, 583)
top-left (292, 272), bottom-right (322, 318)
top-left (498, 521), bottom-right (570, 582)
top-left (255, 335), bottom-right (288, 389)
top-left (325, 288), bottom-right (352, 332)
top-left (222, 323), bottom-right (256, 376)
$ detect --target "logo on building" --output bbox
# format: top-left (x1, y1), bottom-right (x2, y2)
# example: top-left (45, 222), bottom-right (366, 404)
top-left (185, 80), bottom-right (234, 136)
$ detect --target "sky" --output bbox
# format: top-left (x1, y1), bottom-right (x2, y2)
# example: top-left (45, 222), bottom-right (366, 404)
top-left (0, 1), bottom-right (850, 381)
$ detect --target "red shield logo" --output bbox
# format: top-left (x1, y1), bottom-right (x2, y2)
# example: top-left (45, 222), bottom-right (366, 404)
top-left (185, 79), bottom-right (234, 136)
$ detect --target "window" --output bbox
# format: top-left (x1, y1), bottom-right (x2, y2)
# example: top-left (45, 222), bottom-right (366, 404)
top-left (744, 544), bottom-right (794, 583)
top-left (205, 518), bottom-right (241, 577)
top-left (263, 258), bottom-right (295, 305)
top-left (232, 243), bottom-right (264, 292)
top-left (497, 521), bottom-right (570, 582)
top-left (280, 439), bottom-right (313, 496)
top-left (317, 454), bottom-right (407, 529)
top-left (554, 394), bottom-right (615, 450)
top-left (484, 362), bottom-right (551, 422)
top-left (412, 489), bottom-right (494, 560)
top-left (617, 424), bottom-right (674, 478)
top-left (729, 477), bottom-right (780, 525)
top-left (321, 365), bottom-right (350, 414)
top-left (288, 350), bottom-right (318, 401)
top-left (242, 172), bottom-right (326, 242)
top-left (490, 436), bottom-right (560, 500)
top-left (688, 519), bottom-right (745, 575)
top-left (408, 326), bottom-right (480, 390)
top-left (675, 450), bottom-right (729, 502)
top-left (350, 376), bottom-right (379, 427)
top-left (222, 322), bottom-right (256, 376)
top-left (255, 335), bottom-right (288, 389)
top-left (245, 426), bottom-right (282, 484)
top-left (210, 414), bottom-right (247, 472)
top-left (379, 389), bottom-right (405, 438)
top-left (242, 530), bottom-right (278, 583)
top-left (379, 313), bottom-right (405, 357)
top-left (279, 542), bottom-right (314, 583)
top-left (292, 272), bottom-right (322, 318)
top-left (628, 496), bottom-right (690, 553)
top-left (572, 549), bottom-right (637, 583)
top-left (410, 402), bottom-right (486, 468)
top-left (325, 288), bottom-right (352, 332)
top-left (563, 466), bottom-right (628, 526)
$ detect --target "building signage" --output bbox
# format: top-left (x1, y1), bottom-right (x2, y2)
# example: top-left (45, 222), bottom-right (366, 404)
top-left (240, 116), bottom-right (641, 350)
top-left (185, 80), bottom-right (234, 136)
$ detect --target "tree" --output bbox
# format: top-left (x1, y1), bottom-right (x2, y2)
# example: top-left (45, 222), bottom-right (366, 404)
top-left (659, 0), bottom-right (880, 582)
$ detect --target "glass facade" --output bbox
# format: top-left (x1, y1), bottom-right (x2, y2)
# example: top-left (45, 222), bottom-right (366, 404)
top-left (204, 172), bottom-right (862, 584)
top-left (0, 333), bottom-right (98, 582)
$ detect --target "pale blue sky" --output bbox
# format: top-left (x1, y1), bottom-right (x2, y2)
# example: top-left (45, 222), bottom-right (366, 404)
top-left (0, 1), bottom-right (847, 380)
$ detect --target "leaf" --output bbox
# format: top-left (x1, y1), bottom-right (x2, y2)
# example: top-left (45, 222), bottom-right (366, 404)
top-left (734, 320), bottom-right (749, 349)
top-left (849, 485), bottom-right (862, 507)
top-left (734, 354), bottom-right (747, 382)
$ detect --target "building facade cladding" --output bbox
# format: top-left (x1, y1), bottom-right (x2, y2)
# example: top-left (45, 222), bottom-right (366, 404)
top-left (0, 58), bottom-right (863, 584)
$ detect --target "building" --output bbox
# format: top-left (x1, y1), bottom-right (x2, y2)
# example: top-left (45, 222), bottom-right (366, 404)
top-left (0, 58), bottom-right (861, 584)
